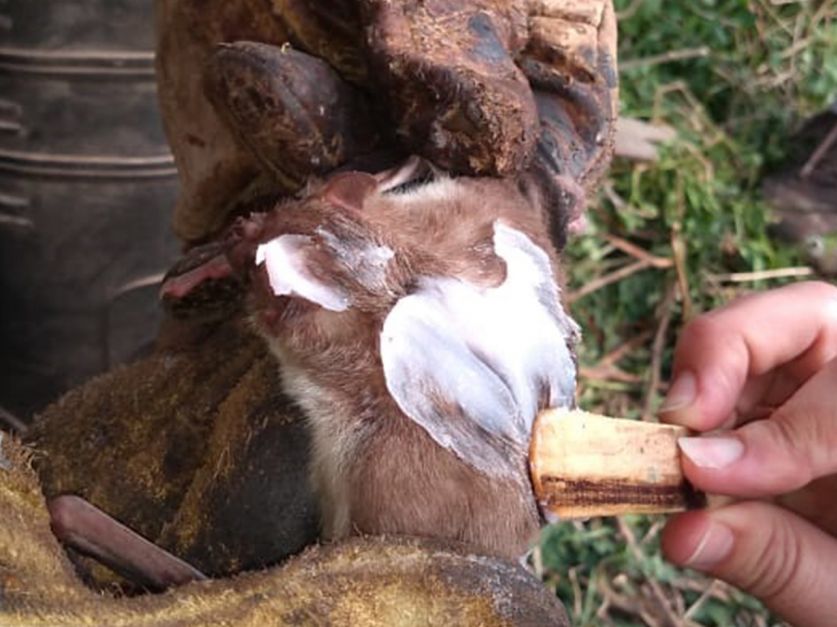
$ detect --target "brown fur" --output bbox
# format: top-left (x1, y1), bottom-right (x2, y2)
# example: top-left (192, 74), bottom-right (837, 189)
top-left (229, 172), bottom-right (569, 560)
top-left (350, 402), bottom-right (540, 558)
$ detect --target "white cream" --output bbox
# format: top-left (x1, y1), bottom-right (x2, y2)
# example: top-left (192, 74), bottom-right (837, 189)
top-left (380, 221), bottom-right (579, 477)
top-left (315, 227), bottom-right (394, 293)
top-left (256, 235), bottom-right (349, 312)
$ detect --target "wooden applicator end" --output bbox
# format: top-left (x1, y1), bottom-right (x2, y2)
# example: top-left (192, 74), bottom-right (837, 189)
top-left (529, 408), bottom-right (706, 519)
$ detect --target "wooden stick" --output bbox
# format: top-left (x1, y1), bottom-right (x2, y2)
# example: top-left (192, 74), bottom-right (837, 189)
top-left (529, 409), bottom-right (706, 519)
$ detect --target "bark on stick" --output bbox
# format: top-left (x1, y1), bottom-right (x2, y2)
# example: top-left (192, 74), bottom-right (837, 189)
top-left (529, 409), bottom-right (706, 519)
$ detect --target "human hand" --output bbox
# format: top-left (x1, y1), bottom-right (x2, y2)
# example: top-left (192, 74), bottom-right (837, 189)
top-left (659, 281), bottom-right (837, 626)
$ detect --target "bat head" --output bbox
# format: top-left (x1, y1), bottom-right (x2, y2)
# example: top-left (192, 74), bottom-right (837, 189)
top-left (162, 158), bottom-right (581, 477)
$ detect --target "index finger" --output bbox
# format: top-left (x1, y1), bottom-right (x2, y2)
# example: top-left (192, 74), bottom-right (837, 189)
top-left (660, 281), bottom-right (837, 431)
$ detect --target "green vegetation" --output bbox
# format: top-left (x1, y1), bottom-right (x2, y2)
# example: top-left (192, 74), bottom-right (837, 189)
top-left (538, 1), bottom-right (836, 624)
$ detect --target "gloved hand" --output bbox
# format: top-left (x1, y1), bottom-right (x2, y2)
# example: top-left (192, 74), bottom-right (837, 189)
top-left (155, 0), bottom-right (617, 244)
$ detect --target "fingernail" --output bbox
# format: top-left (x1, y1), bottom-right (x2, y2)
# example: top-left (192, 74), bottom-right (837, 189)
top-left (660, 371), bottom-right (697, 412)
top-left (685, 520), bottom-right (734, 569)
top-left (678, 435), bottom-right (744, 469)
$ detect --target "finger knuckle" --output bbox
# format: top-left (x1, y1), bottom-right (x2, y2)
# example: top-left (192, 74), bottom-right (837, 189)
top-left (679, 315), bottom-right (747, 390)
top-left (741, 508), bottom-right (804, 602)
top-left (676, 316), bottom-right (731, 367)
top-left (772, 394), bottom-right (837, 479)
top-left (765, 418), bottom-right (815, 487)
top-left (680, 315), bottom-right (724, 347)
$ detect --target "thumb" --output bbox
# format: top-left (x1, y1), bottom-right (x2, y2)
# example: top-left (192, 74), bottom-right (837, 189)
top-left (675, 357), bottom-right (837, 498)
top-left (663, 502), bottom-right (837, 626)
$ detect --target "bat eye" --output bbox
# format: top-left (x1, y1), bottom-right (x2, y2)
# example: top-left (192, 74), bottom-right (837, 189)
top-left (229, 213), bottom-right (265, 242)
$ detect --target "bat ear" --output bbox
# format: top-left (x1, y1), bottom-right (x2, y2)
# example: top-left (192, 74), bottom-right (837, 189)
top-left (319, 171), bottom-right (378, 211)
top-left (380, 222), bottom-right (579, 478)
top-left (256, 234), bottom-right (350, 312)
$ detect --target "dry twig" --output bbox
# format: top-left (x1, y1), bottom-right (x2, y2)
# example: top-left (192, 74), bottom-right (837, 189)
top-left (568, 259), bottom-right (654, 303)
top-left (640, 519), bottom-right (665, 547)
top-left (617, 518), bottom-right (683, 627)
top-left (604, 234), bottom-right (673, 269)
top-left (599, 571), bottom-right (667, 627)
top-left (800, 120), bottom-right (837, 178)
top-left (709, 267), bottom-right (814, 283)
top-left (670, 227), bottom-right (694, 321)
top-left (621, 47), bottom-right (711, 71)
top-left (569, 567), bottom-right (583, 618)
top-left (642, 283), bottom-right (678, 421)
top-left (580, 330), bottom-right (655, 386)
top-left (580, 365), bottom-right (644, 385)
top-left (616, 0), bottom-right (645, 21)
top-left (684, 579), bottom-right (719, 620)
top-left (599, 330), bottom-right (655, 368)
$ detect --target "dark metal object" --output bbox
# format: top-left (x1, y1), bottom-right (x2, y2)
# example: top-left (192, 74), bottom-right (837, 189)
top-left (0, 0), bottom-right (180, 419)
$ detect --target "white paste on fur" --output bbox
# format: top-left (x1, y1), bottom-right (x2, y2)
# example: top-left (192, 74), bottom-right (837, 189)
top-left (256, 235), bottom-right (349, 311)
top-left (316, 227), bottom-right (394, 293)
top-left (380, 221), bottom-right (579, 477)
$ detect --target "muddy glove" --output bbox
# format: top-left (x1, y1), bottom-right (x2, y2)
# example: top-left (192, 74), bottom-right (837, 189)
top-left (156, 0), bottom-right (618, 244)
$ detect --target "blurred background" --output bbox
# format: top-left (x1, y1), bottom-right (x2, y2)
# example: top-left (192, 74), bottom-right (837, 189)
top-left (0, 0), bottom-right (834, 625)
top-left (0, 1), bottom-right (179, 425)
top-left (541, 1), bottom-right (835, 625)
